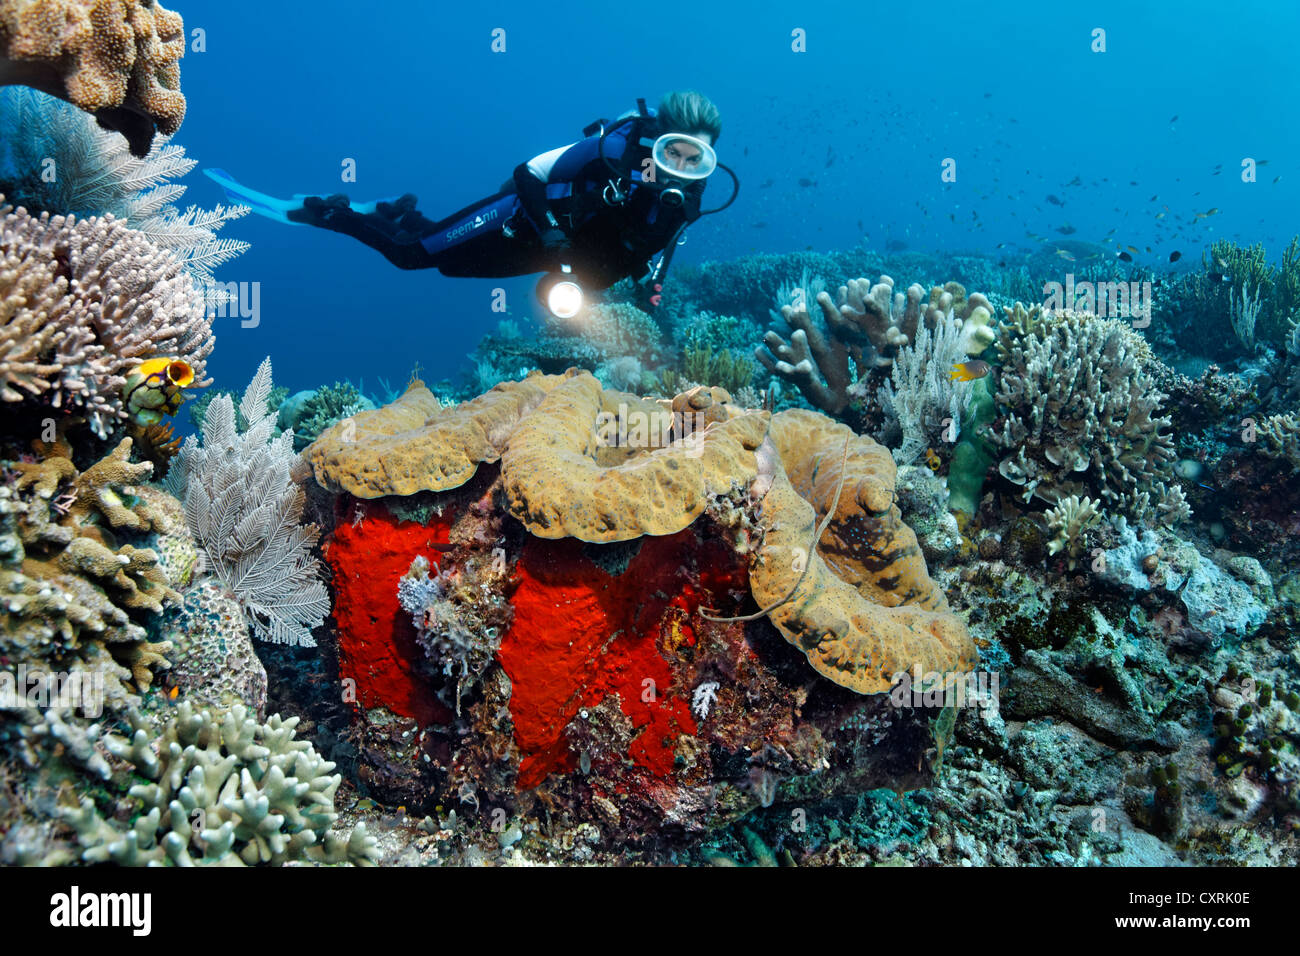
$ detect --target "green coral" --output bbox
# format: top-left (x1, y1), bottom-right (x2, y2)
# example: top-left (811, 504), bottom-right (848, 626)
top-left (54, 701), bottom-right (377, 866)
top-left (1201, 236), bottom-right (1300, 344)
top-left (281, 381), bottom-right (375, 452)
top-left (679, 344), bottom-right (757, 394)
top-left (947, 376), bottom-right (995, 515)
top-left (547, 302), bottom-right (663, 362)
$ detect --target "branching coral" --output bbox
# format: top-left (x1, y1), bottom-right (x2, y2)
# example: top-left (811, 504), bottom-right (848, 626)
top-left (0, 88), bottom-right (250, 311)
top-left (876, 313), bottom-right (975, 466)
top-left (1044, 494), bottom-right (1101, 569)
top-left (756, 273), bottom-right (992, 418)
top-left (280, 380), bottom-right (374, 451)
top-left (679, 344), bottom-right (756, 394)
top-left (1256, 412), bottom-right (1300, 471)
top-left (54, 702), bottom-right (377, 865)
top-left (0, 198), bottom-right (214, 437)
top-left (0, 0), bottom-right (187, 157)
top-left (166, 358), bottom-right (329, 647)
top-left (989, 305), bottom-right (1189, 526)
top-left (0, 438), bottom-right (181, 705)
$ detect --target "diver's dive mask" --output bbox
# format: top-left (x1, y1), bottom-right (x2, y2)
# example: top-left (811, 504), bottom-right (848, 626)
top-left (644, 134), bottom-right (717, 207)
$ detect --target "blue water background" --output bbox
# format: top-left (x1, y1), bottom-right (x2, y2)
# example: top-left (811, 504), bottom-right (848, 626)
top-left (174, 0), bottom-right (1300, 397)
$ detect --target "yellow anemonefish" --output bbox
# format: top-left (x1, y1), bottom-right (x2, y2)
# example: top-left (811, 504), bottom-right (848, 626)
top-left (949, 360), bottom-right (991, 383)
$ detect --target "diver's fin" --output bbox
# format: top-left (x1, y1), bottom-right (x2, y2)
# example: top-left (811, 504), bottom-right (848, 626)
top-left (204, 168), bottom-right (312, 225)
top-left (205, 168), bottom-right (404, 223)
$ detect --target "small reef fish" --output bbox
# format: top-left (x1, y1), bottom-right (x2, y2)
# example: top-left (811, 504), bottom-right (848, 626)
top-left (1055, 248), bottom-right (1076, 261)
top-left (1117, 250), bottom-right (1133, 262)
top-left (1169, 250), bottom-right (1182, 262)
top-left (950, 360), bottom-right (991, 383)
top-left (924, 448), bottom-right (942, 472)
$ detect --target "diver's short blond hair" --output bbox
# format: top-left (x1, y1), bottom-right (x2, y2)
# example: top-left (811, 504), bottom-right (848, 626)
top-left (657, 90), bottom-right (721, 143)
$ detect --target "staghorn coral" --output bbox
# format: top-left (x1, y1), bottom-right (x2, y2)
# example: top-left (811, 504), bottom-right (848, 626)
top-left (0, 438), bottom-right (181, 704)
top-left (0, 0), bottom-right (186, 157)
top-left (989, 305), bottom-right (1189, 526)
top-left (756, 274), bottom-right (992, 418)
top-left (0, 198), bottom-right (214, 438)
top-left (166, 358), bottom-right (328, 647)
top-left (54, 701), bottom-right (377, 865)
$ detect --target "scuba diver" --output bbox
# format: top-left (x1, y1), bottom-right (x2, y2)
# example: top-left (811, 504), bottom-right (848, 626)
top-left (206, 90), bottom-right (738, 317)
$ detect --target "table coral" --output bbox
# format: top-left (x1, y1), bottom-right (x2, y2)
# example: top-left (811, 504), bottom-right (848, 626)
top-left (0, 0), bottom-right (186, 157)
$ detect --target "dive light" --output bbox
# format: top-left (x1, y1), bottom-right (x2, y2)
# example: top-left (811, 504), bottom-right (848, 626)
top-left (538, 264), bottom-right (583, 319)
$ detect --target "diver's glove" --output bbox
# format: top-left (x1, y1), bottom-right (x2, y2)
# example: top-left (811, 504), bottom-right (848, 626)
top-left (538, 227), bottom-right (570, 253)
top-left (290, 194), bottom-right (355, 230)
top-left (638, 279), bottom-right (665, 313)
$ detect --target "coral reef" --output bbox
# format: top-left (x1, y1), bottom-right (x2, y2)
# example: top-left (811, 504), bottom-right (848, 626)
top-left (1, 438), bottom-right (181, 706)
top-left (279, 380), bottom-right (376, 451)
top-left (1044, 494), bottom-right (1100, 569)
top-left (166, 359), bottom-right (329, 647)
top-left (157, 579), bottom-right (268, 719)
top-left (54, 702), bottom-right (377, 865)
top-left (989, 305), bottom-right (1189, 526)
top-left (305, 372), bottom-right (973, 835)
top-left (1, 198), bottom-right (214, 438)
top-left (876, 309), bottom-right (975, 466)
top-left (1257, 411), bottom-right (1300, 470)
top-left (0, 88), bottom-right (249, 306)
top-left (756, 274), bottom-right (992, 419)
top-left (0, 0), bottom-right (186, 157)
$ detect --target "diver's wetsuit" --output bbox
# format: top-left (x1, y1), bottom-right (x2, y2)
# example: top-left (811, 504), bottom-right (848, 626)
top-left (288, 109), bottom-right (705, 297)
